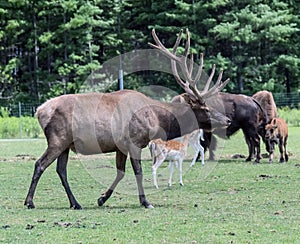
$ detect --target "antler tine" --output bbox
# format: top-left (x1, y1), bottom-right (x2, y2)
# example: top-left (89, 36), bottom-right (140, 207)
top-left (149, 28), bottom-right (229, 102)
top-left (203, 64), bottom-right (216, 93)
top-left (193, 53), bottom-right (203, 84)
top-left (182, 29), bottom-right (192, 82)
top-left (171, 60), bottom-right (205, 104)
top-left (172, 29), bottom-right (183, 54)
top-left (149, 28), bottom-right (194, 94)
top-left (148, 29), bottom-right (181, 63)
top-left (201, 69), bottom-right (230, 99)
top-left (188, 53), bottom-right (194, 82)
top-left (183, 28), bottom-right (190, 57)
top-left (214, 70), bottom-right (230, 92)
top-left (171, 60), bottom-right (191, 92)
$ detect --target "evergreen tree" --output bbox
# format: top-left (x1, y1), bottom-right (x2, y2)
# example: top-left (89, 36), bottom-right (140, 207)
top-left (0, 0), bottom-right (299, 105)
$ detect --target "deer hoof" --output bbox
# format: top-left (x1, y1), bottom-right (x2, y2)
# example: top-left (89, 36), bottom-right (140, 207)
top-left (98, 197), bottom-right (106, 207)
top-left (141, 200), bottom-right (154, 209)
top-left (25, 201), bottom-right (35, 209)
top-left (70, 204), bottom-right (82, 210)
top-left (146, 204), bottom-right (154, 209)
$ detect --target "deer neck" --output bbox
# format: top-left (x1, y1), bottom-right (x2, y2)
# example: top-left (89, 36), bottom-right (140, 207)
top-left (182, 134), bottom-right (189, 151)
top-left (154, 102), bottom-right (200, 140)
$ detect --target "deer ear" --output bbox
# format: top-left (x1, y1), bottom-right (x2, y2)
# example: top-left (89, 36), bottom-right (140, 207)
top-left (272, 118), bottom-right (277, 125)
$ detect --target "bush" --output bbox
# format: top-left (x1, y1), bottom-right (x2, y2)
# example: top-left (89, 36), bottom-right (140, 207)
top-left (278, 107), bottom-right (300, 126)
top-left (0, 107), bottom-right (297, 139)
top-left (0, 116), bottom-right (42, 139)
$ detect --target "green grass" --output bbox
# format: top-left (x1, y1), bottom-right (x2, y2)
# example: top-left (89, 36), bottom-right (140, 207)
top-left (0, 129), bottom-right (299, 243)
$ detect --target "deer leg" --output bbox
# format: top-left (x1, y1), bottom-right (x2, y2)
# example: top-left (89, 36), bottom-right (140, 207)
top-left (199, 143), bottom-right (205, 166)
top-left (130, 153), bottom-right (153, 209)
top-left (191, 142), bottom-right (204, 167)
top-left (190, 143), bottom-right (198, 167)
top-left (179, 160), bottom-right (183, 186)
top-left (284, 137), bottom-right (288, 162)
top-left (98, 150), bottom-right (127, 207)
top-left (56, 148), bottom-right (81, 209)
top-left (24, 146), bottom-right (62, 209)
top-left (152, 155), bottom-right (165, 189)
top-left (168, 161), bottom-right (174, 187)
top-left (152, 169), bottom-right (158, 189)
top-left (278, 139), bottom-right (285, 163)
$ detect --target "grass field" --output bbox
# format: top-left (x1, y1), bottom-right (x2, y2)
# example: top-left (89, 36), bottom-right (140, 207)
top-left (0, 129), bottom-right (299, 243)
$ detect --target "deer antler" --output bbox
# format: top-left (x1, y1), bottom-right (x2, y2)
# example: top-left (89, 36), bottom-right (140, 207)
top-left (149, 28), bottom-right (230, 104)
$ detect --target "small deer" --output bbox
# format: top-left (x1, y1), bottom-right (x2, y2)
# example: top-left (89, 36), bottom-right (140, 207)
top-left (265, 118), bottom-right (288, 163)
top-left (149, 135), bottom-right (189, 188)
top-left (149, 129), bottom-right (205, 188)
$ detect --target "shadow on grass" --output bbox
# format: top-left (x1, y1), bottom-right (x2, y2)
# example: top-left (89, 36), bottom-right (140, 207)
top-left (28, 202), bottom-right (176, 211)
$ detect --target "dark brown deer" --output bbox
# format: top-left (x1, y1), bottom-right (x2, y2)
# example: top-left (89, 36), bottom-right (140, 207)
top-left (24, 29), bottom-right (231, 209)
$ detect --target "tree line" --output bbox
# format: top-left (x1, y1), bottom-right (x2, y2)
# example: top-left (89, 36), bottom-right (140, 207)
top-left (0, 0), bottom-right (299, 105)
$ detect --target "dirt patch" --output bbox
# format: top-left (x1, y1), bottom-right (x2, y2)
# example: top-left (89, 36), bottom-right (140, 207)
top-left (0, 154), bottom-right (37, 162)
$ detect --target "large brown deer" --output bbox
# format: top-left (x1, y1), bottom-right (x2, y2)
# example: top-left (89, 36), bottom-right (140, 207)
top-left (24, 29), bottom-right (231, 209)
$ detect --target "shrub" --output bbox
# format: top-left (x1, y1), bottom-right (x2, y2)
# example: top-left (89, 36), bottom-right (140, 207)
top-left (0, 116), bottom-right (42, 139)
top-left (278, 107), bottom-right (300, 126)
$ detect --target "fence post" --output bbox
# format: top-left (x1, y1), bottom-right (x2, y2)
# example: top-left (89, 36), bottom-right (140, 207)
top-left (18, 102), bottom-right (22, 138)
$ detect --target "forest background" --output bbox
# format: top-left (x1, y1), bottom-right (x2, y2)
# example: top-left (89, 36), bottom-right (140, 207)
top-left (0, 0), bottom-right (299, 110)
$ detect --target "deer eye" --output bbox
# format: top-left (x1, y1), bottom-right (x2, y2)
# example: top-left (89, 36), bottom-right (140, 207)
top-left (270, 129), bottom-right (274, 134)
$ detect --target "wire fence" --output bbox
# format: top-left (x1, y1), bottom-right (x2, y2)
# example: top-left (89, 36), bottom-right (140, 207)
top-left (1, 92), bottom-right (300, 118)
top-left (6, 102), bottom-right (38, 117)
top-left (0, 92), bottom-right (299, 139)
top-left (273, 92), bottom-right (300, 108)
top-left (1, 92), bottom-right (300, 117)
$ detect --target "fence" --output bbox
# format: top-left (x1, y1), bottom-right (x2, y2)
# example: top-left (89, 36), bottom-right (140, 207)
top-left (2, 102), bottom-right (39, 117)
top-left (0, 92), bottom-right (300, 139)
top-left (1, 92), bottom-right (300, 117)
top-left (273, 92), bottom-right (300, 108)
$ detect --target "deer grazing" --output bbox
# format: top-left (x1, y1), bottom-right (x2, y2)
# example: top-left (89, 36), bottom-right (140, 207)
top-left (149, 129), bottom-right (205, 188)
top-left (24, 29), bottom-right (230, 209)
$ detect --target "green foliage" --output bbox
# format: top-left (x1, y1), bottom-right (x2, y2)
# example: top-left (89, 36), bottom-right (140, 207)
top-left (0, 0), bottom-right (299, 102)
top-left (0, 116), bottom-right (41, 138)
top-left (278, 107), bottom-right (300, 126)
top-left (0, 107), bottom-right (10, 118)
